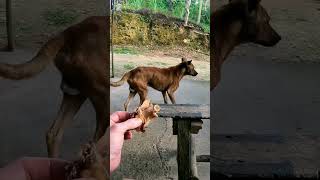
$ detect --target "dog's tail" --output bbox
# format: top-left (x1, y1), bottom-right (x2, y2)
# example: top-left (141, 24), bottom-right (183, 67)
top-left (0, 34), bottom-right (65, 80)
top-left (110, 72), bottom-right (130, 87)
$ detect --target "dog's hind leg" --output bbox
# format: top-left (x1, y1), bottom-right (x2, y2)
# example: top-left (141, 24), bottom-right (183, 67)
top-left (90, 94), bottom-right (109, 142)
top-left (46, 93), bottom-right (86, 157)
top-left (124, 90), bottom-right (137, 111)
top-left (137, 87), bottom-right (148, 105)
top-left (162, 91), bottom-right (168, 104)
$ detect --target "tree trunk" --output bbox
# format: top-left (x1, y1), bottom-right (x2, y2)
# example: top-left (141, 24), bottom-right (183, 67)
top-left (197, 0), bottom-right (203, 24)
top-left (6, 0), bottom-right (14, 51)
top-left (184, 0), bottom-right (191, 26)
top-left (167, 0), bottom-right (173, 15)
top-left (204, 0), bottom-right (209, 11)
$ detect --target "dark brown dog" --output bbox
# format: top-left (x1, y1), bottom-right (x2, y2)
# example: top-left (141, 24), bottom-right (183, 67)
top-left (111, 58), bottom-right (198, 111)
top-left (211, 0), bottom-right (281, 89)
top-left (0, 16), bottom-right (109, 158)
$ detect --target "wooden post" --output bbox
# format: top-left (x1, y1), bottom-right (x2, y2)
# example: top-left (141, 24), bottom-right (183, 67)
top-left (176, 118), bottom-right (191, 179)
top-left (111, 0), bottom-right (115, 78)
top-left (176, 118), bottom-right (199, 180)
top-left (190, 135), bottom-right (199, 178)
top-left (6, 0), bottom-right (14, 51)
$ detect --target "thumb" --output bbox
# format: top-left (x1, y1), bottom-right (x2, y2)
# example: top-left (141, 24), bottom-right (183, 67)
top-left (117, 118), bottom-right (143, 132)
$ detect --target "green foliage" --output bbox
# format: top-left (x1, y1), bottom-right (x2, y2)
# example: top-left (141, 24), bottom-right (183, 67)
top-left (114, 47), bottom-right (139, 54)
top-left (123, 63), bottom-right (135, 70)
top-left (43, 8), bottom-right (78, 26)
top-left (147, 62), bottom-right (169, 66)
top-left (121, 0), bottom-right (210, 32)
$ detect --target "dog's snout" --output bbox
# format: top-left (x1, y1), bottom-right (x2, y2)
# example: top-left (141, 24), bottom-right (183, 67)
top-left (193, 71), bottom-right (198, 76)
top-left (276, 34), bottom-right (281, 42)
top-left (272, 30), bottom-right (281, 43)
top-left (271, 34), bottom-right (281, 46)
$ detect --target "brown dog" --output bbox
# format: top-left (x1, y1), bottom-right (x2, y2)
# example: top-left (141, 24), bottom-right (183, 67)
top-left (211, 0), bottom-right (281, 89)
top-left (111, 58), bottom-right (198, 111)
top-left (0, 16), bottom-right (109, 158)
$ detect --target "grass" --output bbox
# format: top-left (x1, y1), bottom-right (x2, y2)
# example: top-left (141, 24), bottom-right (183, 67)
top-left (121, 0), bottom-right (210, 32)
top-left (43, 8), bottom-right (78, 26)
top-left (17, 23), bottom-right (32, 32)
top-left (114, 47), bottom-right (140, 55)
top-left (123, 63), bottom-right (136, 70)
top-left (147, 62), bottom-right (168, 66)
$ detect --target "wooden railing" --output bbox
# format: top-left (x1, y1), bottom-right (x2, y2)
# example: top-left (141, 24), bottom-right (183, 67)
top-left (158, 104), bottom-right (210, 180)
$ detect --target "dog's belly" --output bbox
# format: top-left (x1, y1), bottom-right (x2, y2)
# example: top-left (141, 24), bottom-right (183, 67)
top-left (148, 82), bottom-right (167, 92)
top-left (60, 80), bottom-right (80, 95)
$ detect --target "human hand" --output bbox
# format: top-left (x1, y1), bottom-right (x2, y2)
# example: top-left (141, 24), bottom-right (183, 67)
top-left (0, 112), bottom-right (141, 179)
top-left (97, 111), bottom-right (142, 173)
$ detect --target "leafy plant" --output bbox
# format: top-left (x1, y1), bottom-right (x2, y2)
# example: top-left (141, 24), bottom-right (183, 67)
top-left (123, 63), bottom-right (135, 70)
top-left (121, 0), bottom-right (210, 32)
top-left (114, 47), bottom-right (139, 54)
top-left (43, 8), bottom-right (78, 26)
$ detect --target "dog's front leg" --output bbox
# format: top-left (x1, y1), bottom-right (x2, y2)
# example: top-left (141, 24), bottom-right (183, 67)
top-left (46, 93), bottom-right (86, 157)
top-left (167, 91), bottom-right (176, 104)
top-left (138, 88), bottom-right (148, 105)
top-left (162, 91), bottom-right (168, 104)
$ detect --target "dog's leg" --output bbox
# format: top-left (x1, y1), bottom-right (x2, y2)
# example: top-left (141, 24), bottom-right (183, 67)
top-left (138, 92), bottom-right (147, 105)
top-left (162, 91), bottom-right (168, 104)
top-left (137, 87), bottom-right (148, 105)
top-left (124, 91), bottom-right (137, 111)
top-left (90, 94), bottom-right (109, 142)
top-left (167, 91), bottom-right (176, 104)
top-left (46, 93), bottom-right (86, 157)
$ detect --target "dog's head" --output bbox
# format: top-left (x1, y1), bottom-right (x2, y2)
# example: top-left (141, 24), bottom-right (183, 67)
top-left (229, 0), bottom-right (281, 46)
top-left (180, 58), bottom-right (198, 76)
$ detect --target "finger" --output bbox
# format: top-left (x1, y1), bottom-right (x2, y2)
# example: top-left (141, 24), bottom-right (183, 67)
top-left (110, 111), bottom-right (131, 125)
top-left (124, 131), bottom-right (132, 140)
top-left (116, 118), bottom-right (143, 132)
top-left (0, 159), bottom-right (27, 180)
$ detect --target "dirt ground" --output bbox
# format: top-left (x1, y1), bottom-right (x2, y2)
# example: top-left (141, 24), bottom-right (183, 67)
top-left (0, 0), bottom-right (106, 48)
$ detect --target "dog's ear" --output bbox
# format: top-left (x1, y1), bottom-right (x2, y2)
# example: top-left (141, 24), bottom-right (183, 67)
top-left (187, 60), bottom-right (192, 65)
top-left (247, 0), bottom-right (261, 13)
top-left (229, 0), bottom-right (261, 14)
top-left (181, 57), bottom-right (188, 63)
